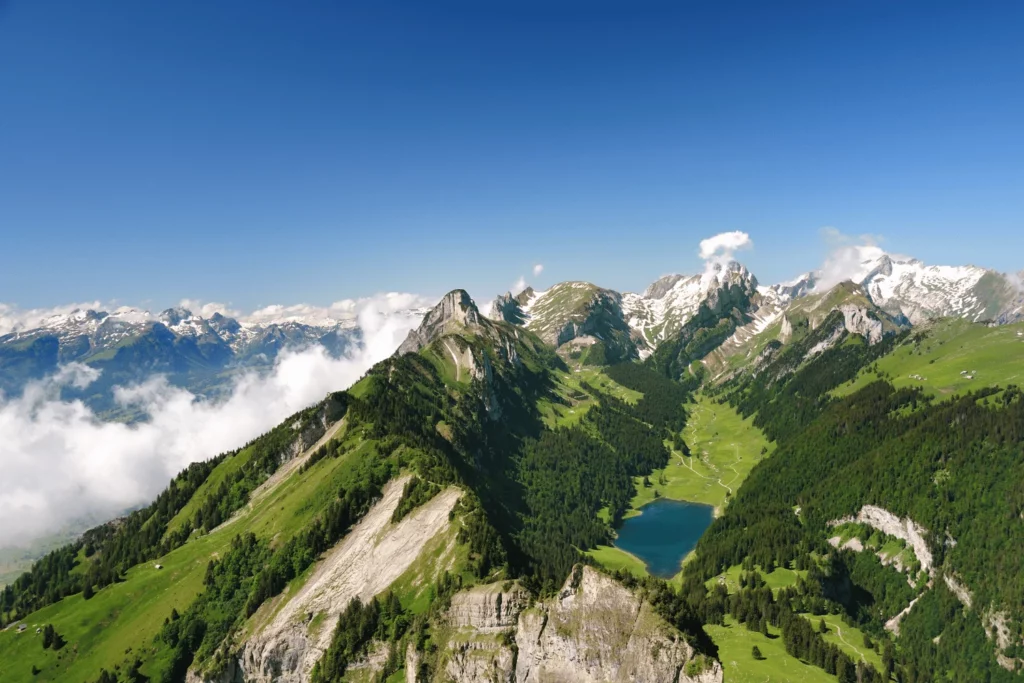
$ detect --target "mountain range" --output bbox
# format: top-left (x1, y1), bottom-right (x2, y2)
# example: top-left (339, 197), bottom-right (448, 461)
top-left (2, 245), bottom-right (1024, 683)
top-left (0, 304), bottom-right (424, 417)
top-left (1, 250), bottom-right (1020, 420)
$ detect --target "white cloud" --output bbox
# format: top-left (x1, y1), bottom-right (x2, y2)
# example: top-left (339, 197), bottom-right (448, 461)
top-left (532, 264), bottom-right (544, 277)
top-left (243, 292), bottom-right (431, 326)
top-left (512, 276), bottom-right (528, 294)
top-left (0, 301), bottom-right (106, 336)
top-left (698, 231), bottom-right (753, 261)
top-left (698, 231), bottom-right (753, 284)
top-left (0, 296), bottom-right (422, 548)
top-left (177, 299), bottom-right (241, 319)
top-left (813, 227), bottom-right (889, 292)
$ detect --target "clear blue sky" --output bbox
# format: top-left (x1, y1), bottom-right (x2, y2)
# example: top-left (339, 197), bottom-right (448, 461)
top-left (2, 1), bottom-right (1022, 311)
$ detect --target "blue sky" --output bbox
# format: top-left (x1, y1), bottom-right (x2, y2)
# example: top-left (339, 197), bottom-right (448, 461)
top-left (1, 1), bottom-right (1022, 311)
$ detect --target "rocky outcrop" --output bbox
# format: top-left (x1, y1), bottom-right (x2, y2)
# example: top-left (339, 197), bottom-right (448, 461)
top-left (447, 583), bottom-right (530, 631)
top-left (839, 304), bottom-right (885, 344)
top-left (236, 478), bottom-right (462, 683)
top-left (424, 568), bottom-right (721, 683)
top-left (490, 292), bottom-right (527, 325)
top-left (399, 290), bottom-right (483, 355)
top-left (830, 505), bottom-right (934, 575)
top-left (515, 567), bottom-right (720, 683)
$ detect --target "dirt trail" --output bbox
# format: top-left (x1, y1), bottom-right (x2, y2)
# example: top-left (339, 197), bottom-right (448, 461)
top-left (834, 625), bottom-right (869, 663)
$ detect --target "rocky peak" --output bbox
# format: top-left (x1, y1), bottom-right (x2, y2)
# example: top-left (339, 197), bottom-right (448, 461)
top-left (514, 286), bottom-right (535, 305)
top-left (158, 306), bottom-right (193, 326)
top-left (490, 291), bottom-right (527, 325)
top-left (397, 289), bottom-right (483, 355)
top-left (643, 274), bottom-right (687, 300)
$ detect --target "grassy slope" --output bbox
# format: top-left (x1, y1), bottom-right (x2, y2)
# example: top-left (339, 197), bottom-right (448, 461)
top-left (706, 615), bottom-right (835, 683)
top-left (628, 392), bottom-right (774, 515)
top-left (0, 529), bottom-right (228, 683)
top-left (834, 318), bottom-right (1024, 399)
top-left (585, 545), bottom-right (649, 579)
top-left (0, 424), bottom-right (398, 683)
top-left (805, 612), bottom-right (885, 672)
top-left (536, 366), bottom-right (642, 429)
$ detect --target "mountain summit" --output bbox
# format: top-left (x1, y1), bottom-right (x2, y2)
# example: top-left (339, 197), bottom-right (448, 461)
top-left (397, 289), bottom-right (483, 355)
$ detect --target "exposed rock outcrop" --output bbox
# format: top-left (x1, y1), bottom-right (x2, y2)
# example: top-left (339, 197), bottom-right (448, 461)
top-left (236, 478), bottom-right (462, 683)
top-left (830, 505), bottom-right (934, 575)
top-left (490, 291), bottom-right (528, 325)
top-left (840, 304), bottom-right (885, 344)
top-left (399, 290), bottom-right (483, 355)
top-left (424, 568), bottom-right (722, 683)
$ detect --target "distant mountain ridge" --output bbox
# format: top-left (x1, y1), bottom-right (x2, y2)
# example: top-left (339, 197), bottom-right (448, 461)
top-left (489, 252), bottom-right (1021, 366)
top-left (2, 250), bottom-right (1020, 416)
top-left (0, 303), bottom-right (425, 416)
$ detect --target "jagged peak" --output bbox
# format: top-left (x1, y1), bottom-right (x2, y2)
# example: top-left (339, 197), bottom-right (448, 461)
top-left (158, 306), bottom-right (194, 326)
top-left (397, 289), bottom-right (484, 355)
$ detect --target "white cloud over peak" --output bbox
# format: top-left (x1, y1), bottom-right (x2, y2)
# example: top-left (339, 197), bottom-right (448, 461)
top-left (813, 227), bottom-right (890, 292)
top-left (0, 295), bottom-right (422, 548)
top-left (532, 264), bottom-right (544, 277)
top-left (177, 299), bottom-right (241, 319)
top-left (698, 231), bottom-right (753, 284)
top-left (512, 276), bottom-right (528, 294)
top-left (698, 231), bottom-right (753, 261)
top-left (0, 301), bottom-right (106, 336)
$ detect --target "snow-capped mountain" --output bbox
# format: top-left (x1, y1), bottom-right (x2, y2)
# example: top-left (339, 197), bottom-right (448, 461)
top-left (0, 303), bottom-right (426, 417)
top-left (621, 261), bottom-right (759, 348)
top-left (794, 250), bottom-right (1019, 325)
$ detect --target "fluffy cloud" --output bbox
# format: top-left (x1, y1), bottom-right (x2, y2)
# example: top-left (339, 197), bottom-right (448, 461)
top-left (698, 231), bottom-right (753, 261)
top-left (698, 231), bottom-right (753, 284)
top-left (0, 301), bottom-right (105, 336)
top-left (512, 276), bottom-right (528, 294)
top-left (177, 299), bottom-right (241, 319)
top-left (0, 297), bottom-right (422, 548)
top-left (532, 264), bottom-right (544, 277)
top-left (243, 292), bottom-right (431, 326)
top-left (813, 227), bottom-right (890, 292)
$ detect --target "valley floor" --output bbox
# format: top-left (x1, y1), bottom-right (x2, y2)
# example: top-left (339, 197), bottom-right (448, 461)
top-left (630, 392), bottom-right (775, 515)
top-left (589, 391), bottom-right (775, 582)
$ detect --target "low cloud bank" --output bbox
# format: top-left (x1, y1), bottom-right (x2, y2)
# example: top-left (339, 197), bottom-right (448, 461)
top-left (0, 299), bottom-right (421, 548)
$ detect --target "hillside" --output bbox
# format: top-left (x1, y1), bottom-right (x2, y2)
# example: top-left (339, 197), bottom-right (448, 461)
top-left (3, 281), bottom-right (1024, 683)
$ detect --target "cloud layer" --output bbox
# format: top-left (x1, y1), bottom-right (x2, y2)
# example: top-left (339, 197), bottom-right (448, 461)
top-left (0, 297), bottom-right (422, 548)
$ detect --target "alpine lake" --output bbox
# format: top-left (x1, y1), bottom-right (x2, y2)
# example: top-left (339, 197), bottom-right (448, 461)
top-left (613, 498), bottom-right (715, 578)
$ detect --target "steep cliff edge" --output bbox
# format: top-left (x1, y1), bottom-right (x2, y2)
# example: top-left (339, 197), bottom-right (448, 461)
top-left (422, 567), bottom-right (722, 683)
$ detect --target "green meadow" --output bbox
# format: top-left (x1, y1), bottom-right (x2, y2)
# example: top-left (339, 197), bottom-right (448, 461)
top-left (834, 318), bottom-right (1024, 398)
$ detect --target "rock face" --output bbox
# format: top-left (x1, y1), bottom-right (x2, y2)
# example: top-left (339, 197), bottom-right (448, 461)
top-left (235, 478), bottom-right (462, 683)
top-left (515, 567), bottom-right (722, 683)
top-left (428, 568), bottom-right (722, 683)
top-left (839, 304), bottom-right (885, 344)
top-left (399, 290), bottom-right (483, 355)
top-left (447, 583), bottom-right (530, 631)
top-left (830, 505), bottom-right (934, 575)
top-left (490, 291), bottom-right (528, 325)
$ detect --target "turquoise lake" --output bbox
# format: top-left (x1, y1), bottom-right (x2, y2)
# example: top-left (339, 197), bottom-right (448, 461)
top-left (613, 498), bottom-right (715, 578)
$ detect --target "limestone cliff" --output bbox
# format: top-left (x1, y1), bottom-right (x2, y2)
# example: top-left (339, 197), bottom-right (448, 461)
top-left (398, 290), bottom-right (483, 355)
top-left (423, 567), bottom-right (722, 683)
